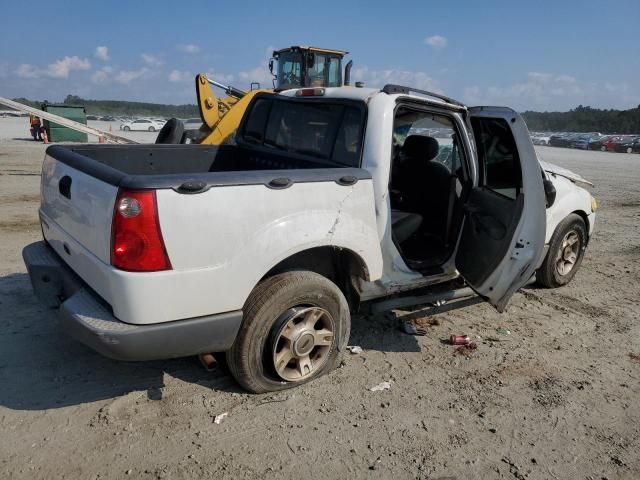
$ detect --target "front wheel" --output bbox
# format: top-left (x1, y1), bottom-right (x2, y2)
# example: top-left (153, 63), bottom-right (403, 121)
top-left (148, 126), bottom-right (156, 132)
top-left (226, 271), bottom-right (350, 393)
top-left (123, 126), bottom-right (130, 131)
top-left (536, 214), bottom-right (587, 288)
top-left (627, 147), bottom-right (633, 154)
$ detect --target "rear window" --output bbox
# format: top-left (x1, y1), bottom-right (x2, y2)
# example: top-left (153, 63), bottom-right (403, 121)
top-left (239, 96), bottom-right (365, 167)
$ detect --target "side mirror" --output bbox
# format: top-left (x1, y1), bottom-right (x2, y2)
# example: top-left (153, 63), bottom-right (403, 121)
top-left (268, 59), bottom-right (274, 74)
top-left (543, 178), bottom-right (556, 208)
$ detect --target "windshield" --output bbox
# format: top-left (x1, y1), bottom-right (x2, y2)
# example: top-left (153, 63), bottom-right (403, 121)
top-left (276, 51), bottom-right (342, 89)
top-left (276, 52), bottom-right (303, 90)
top-left (240, 96), bottom-right (365, 167)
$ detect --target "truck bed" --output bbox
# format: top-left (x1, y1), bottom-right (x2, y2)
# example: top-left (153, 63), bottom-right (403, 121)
top-left (49, 143), bottom-right (360, 191)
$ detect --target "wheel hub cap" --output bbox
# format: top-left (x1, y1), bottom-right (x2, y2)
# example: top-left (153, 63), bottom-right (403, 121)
top-left (293, 332), bottom-right (315, 356)
top-left (271, 306), bottom-right (335, 382)
top-left (555, 230), bottom-right (580, 276)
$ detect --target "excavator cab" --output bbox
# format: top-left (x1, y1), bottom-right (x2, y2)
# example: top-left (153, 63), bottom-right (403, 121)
top-left (191, 45), bottom-right (354, 146)
top-left (269, 46), bottom-right (351, 90)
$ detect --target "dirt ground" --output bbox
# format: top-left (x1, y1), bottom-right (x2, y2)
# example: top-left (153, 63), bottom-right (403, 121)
top-left (1, 128), bottom-right (639, 479)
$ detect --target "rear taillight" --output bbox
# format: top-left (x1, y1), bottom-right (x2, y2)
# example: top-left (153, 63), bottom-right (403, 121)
top-left (111, 189), bottom-right (171, 272)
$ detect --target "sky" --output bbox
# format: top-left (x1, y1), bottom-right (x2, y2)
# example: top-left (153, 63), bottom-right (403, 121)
top-left (1, 0), bottom-right (638, 112)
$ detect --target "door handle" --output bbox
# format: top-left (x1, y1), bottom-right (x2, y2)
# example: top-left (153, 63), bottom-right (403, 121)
top-left (59, 175), bottom-right (72, 199)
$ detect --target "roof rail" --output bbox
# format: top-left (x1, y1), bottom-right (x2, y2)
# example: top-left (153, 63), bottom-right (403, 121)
top-left (381, 84), bottom-right (466, 108)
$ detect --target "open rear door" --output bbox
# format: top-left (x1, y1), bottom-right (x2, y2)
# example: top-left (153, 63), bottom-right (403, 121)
top-left (456, 107), bottom-right (546, 312)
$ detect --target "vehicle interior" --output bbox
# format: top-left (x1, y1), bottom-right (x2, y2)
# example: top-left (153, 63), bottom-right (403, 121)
top-left (389, 107), bottom-right (470, 273)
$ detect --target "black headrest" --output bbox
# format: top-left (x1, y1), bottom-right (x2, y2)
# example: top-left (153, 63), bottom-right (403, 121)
top-left (401, 135), bottom-right (439, 161)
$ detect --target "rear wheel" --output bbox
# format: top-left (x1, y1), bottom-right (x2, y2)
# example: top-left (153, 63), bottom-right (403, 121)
top-left (536, 214), bottom-right (587, 288)
top-left (148, 126), bottom-right (156, 132)
top-left (600, 146), bottom-right (606, 152)
top-left (123, 126), bottom-right (130, 131)
top-left (627, 147), bottom-right (633, 154)
top-left (226, 271), bottom-right (350, 393)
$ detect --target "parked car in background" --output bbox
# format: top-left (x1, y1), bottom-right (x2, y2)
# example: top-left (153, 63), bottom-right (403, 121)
top-left (549, 133), bottom-right (575, 148)
top-left (100, 116), bottom-right (115, 122)
top-left (613, 136), bottom-right (640, 153)
top-left (572, 134), bottom-right (601, 150)
top-left (120, 118), bottom-right (166, 132)
top-left (587, 135), bottom-right (612, 151)
top-left (86, 115), bottom-right (98, 121)
top-left (598, 136), bottom-right (624, 152)
top-left (532, 134), bottom-right (551, 145)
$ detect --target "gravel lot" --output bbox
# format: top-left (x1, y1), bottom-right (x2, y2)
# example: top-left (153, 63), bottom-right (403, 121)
top-left (1, 120), bottom-right (639, 479)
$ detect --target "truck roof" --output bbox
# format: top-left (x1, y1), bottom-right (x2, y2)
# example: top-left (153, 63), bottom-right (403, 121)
top-left (277, 86), bottom-right (467, 111)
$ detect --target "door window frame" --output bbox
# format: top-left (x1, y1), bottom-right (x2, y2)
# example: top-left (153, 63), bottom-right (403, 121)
top-left (391, 100), bottom-right (473, 187)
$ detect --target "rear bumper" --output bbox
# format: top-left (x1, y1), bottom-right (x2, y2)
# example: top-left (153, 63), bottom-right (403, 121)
top-left (22, 241), bottom-right (242, 361)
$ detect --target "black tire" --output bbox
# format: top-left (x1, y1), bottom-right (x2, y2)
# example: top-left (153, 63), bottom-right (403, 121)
top-left (536, 214), bottom-right (587, 288)
top-left (226, 271), bottom-right (350, 393)
top-left (155, 118), bottom-right (184, 144)
top-left (123, 126), bottom-right (130, 131)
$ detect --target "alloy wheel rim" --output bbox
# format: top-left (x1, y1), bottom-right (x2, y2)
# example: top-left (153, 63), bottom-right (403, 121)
top-left (271, 306), bottom-right (335, 382)
top-left (555, 230), bottom-right (580, 276)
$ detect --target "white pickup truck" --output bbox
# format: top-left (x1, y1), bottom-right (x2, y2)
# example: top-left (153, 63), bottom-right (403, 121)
top-left (23, 84), bottom-right (596, 393)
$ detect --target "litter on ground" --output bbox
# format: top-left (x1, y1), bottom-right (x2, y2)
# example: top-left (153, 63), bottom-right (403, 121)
top-left (213, 412), bottom-right (228, 424)
top-left (369, 381), bottom-right (392, 392)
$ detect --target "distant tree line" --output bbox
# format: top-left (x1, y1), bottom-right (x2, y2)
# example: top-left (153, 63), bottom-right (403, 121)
top-left (12, 95), bottom-right (199, 118)
top-left (11, 95), bottom-right (640, 133)
top-left (522, 105), bottom-right (640, 134)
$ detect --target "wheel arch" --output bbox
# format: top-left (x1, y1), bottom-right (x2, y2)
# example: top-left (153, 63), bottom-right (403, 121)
top-left (258, 246), bottom-right (370, 311)
top-left (571, 209), bottom-right (590, 244)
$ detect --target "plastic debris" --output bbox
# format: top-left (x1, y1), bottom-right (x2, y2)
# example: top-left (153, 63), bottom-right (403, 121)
top-left (347, 345), bottom-right (363, 354)
top-left (213, 412), bottom-right (228, 424)
top-left (496, 327), bottom-right (511, 336)
top-left (369, 381), bottom-right (392, 392)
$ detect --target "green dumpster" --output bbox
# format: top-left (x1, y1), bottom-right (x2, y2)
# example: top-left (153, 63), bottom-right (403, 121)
top-left (42, 104), bottom-right (88, 142)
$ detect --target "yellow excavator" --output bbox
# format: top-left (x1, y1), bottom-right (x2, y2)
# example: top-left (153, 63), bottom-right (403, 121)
top-left (191, 46), bottom-right (354, 145)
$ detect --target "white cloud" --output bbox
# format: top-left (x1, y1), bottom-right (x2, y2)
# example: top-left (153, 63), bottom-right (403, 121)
top-left (178, 44), bottom-right (200, 54)
top-left (115, 68), bottom-right (148, 84)
top-left (141, 53), bottom-right (163, 67)
top-left (91, 66), bottom-right (113, 84)
top-left (424, 35), bottom-right (447, 50)
top-left (168, 69), bottom-right (192, 83)
top-left (351, 67), bottom-right (442, 93)
top-left (15, 56), bottom-right (90, 79)
top-left (94, 46), bottom-right (109, 61)
top-left (238, 62), bottom-right (273, 86)
top-left (462, 72), bottom-right (602, 110)
top-left (206, 69), bottom-right (234, 83)
top-left (44, 56), bottom-right (91, 78)
top-left (16, 64), bottom-right (39, 78)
